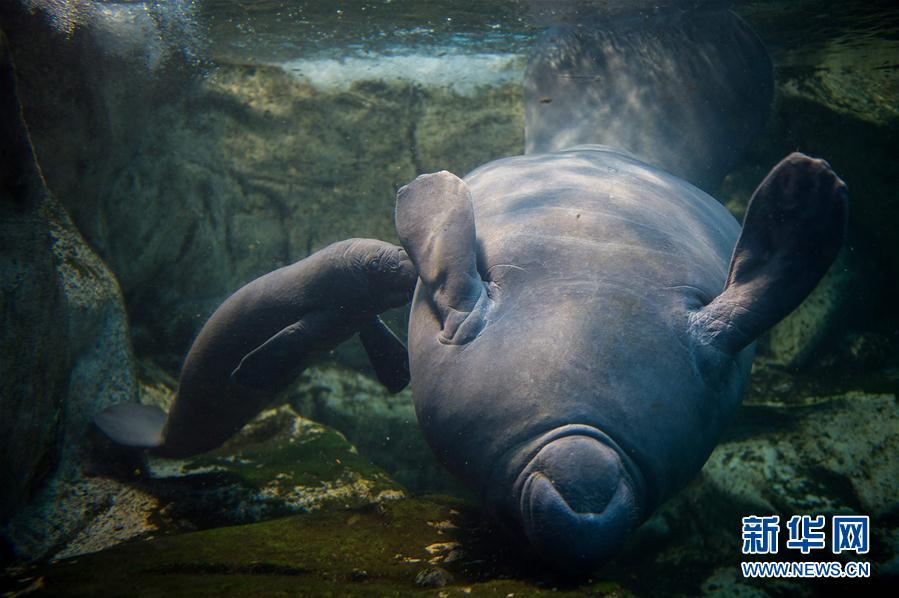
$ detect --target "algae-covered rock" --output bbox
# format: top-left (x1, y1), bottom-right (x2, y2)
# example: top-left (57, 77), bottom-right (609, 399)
top-left (6, 51), bottom-right (522, 369)
top-left (415, 84), bottom-right (524, 174)
top-left (151, 404), bottom-right (404, 520)
top-left (0, 28), bottom-right (137, 558)
top-left (4, 354), bottom-right (405, 563)
top-left (702, 392), bottom-right (898, 519)
top-left (617, 391), bottom-right (898, 594)
top-left (9, 388), bottom-right (894, 596)
top-left (56, 363), bottom-right (406, 559)
top-left (718, 10), bottom-right (899, 370)
top-left (291, 366), bottom-right (465, 495)
top-left (761, 250), bottom-right (856, 368)
top-left (1, 194), bottom-right (139, 557)
top-left (23, 496), bottom-right (632, 597)
top-left (104, 67), bottom-right (523, 367)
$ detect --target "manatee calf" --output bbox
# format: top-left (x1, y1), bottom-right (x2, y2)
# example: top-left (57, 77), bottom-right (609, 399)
top-left (95, 239), bottom-right (416, 457)
top-left (391, 9), bottom-right (848, 570)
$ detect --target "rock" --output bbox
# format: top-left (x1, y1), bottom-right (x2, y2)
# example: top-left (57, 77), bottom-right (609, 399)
top-left (21, 360), bottom-right (405, 562)
top-left (0, 27), bottom-right (138, 557)
top-left (0, 56), bottom-right (67, 526)
top-left (414, 566), bottom-right (454, 588)
top-left (95, 66), bottom-right (523, 368)
top-left (1, 5), bottom-right (525, 369)
top-left (762, 250), bottom-right (856, 368)
top-left (700, 567), bottom-right (786, 597)
top-left (619, 391), bottom-right (898, 594)
top-left (146, 404), bottom-right (404, 522)
top-left (0, 1), bottom-right (198, 251)
top-left (703, 392), bottom-right (898, 518)
top-left (18, 495), bottom-right (633, 597)
top-left (9, 390), bottom-right (894, 596)
top-left (7, 390), bottom-right (406, 564)
top-left (415, 84), bottom-right (524, 175)
top-left (290, 366), bottom-right (465, 496)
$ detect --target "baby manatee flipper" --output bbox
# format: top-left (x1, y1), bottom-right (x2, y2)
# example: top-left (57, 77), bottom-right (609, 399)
top-left (94, 403), bottom-right (167, 449)
top-left (231, 311), bottom-right (338, 392)
top-left (359, 316), bottom-right (410, 393)
top-left (395, 171), bottom-right (490, 344)
top-left (691, 153), bottom-right (849, 354)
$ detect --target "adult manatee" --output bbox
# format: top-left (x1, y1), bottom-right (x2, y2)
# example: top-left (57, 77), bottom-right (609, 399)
top-left (393, 9), bottom-right (848, 570)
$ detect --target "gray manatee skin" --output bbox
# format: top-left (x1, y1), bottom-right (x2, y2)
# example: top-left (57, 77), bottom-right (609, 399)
top-left (524, 9), bottom-right (774, 193)
top-left (403, 147), bottom-right (747, 565)
top-left (395, 7), bottom-right (848, 570)
top-left (397, 147), bottom-right (847, 570)
top-left (95, 238), bottom-right (416, 458)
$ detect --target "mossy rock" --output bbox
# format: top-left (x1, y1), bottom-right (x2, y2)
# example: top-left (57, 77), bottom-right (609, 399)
top-left (31, 395), bottom-right (407, 563)
top-left (24, 496), bottom-right (631, 597)
top-left (290, 365), bottom-right (468, 497)
top-left (132, 404), bottom-right (405, 535)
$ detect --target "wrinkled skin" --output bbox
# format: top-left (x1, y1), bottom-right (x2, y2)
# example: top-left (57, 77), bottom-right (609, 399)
top-left (398, 147), bottom-right (847, 570)
top-left (93, 238), bottom-right (417, 458)
top-left (161, 238), bottom-right (416, 457)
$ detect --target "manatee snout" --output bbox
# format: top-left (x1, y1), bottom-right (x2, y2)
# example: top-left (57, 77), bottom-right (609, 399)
top-left (515, 434), bottom-right (642, 570)
top-left (364, 246), bottom-right (417, 305)
top-left (385, 248), bottom-right (417, 283)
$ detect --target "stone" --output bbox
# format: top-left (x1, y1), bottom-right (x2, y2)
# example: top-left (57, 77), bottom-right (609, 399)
top-left (99, 68), bottom-right (523, 369)
top-left (705, 392), bottom-right (898, 518)
top-left (1, 197), bottom-right (139, 560)
top-left (15, 495), bottom-right (632, 597)
top-left (762, 250), bottom-right (856, 368)
top-left (7, 372), bottom-right (406, 563)
top-left (414, 566), bottom-right (454, 588)
top-left (290, 366), bottom-right (465, 496)
top-left (131, 365), bottom-right (405, 531)
top-left (2, 3), bottom-right (525, 369)
top-left (618, 391), bottom-right (898, 594)
top-left (0, 26), bottom-right (138, 560)
top-left (415, 84), bottom-right (524, 175)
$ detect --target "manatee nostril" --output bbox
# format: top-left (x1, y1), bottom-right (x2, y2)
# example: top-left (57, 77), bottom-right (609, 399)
top-left (517, 435), bottom-right (640, 570)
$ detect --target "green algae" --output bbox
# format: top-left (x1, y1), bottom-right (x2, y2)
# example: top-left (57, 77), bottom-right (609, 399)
top-left (185, 420), bottom-right (388, 491)
top-left (32, 496), bottom-right (632, 597)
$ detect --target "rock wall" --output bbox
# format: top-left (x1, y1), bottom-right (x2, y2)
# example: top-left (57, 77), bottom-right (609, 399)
top-left (0, 27), bottom-right (137, 546)
top-left (7, 2), bottom-right (895, 374)
top-left (291, 366), bottom-right (465, 496)
top-left (3, 5), bottom-right (524, 369)
top-left (101, 70), bottom-right (523, 367)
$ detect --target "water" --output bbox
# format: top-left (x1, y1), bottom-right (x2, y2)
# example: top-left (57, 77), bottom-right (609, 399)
top-left (0, 1), bottom-right (897, 595)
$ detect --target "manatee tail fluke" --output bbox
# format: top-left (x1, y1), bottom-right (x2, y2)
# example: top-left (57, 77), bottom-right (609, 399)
top-left (94, 403), bottom-right (167, 449)
top-left (524, 8), bottom-right (773, 192)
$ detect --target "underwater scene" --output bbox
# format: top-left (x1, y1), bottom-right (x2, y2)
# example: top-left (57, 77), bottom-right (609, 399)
top-left (0, 0), bottom-right (897, 595)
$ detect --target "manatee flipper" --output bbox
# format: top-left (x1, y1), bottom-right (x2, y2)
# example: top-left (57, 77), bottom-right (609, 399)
top-left (395, 171), bottom-right (490, 344)
top-left (359, 316), bottom-right (410, 393)
top-left (231, 311), bottom-right (341, 392)
top-left (94, 403), bottom-right (167, 449)
top-left (524, 9), bottom-right (773, 192)
top-left (691, 153), bottom-right (849, 354)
